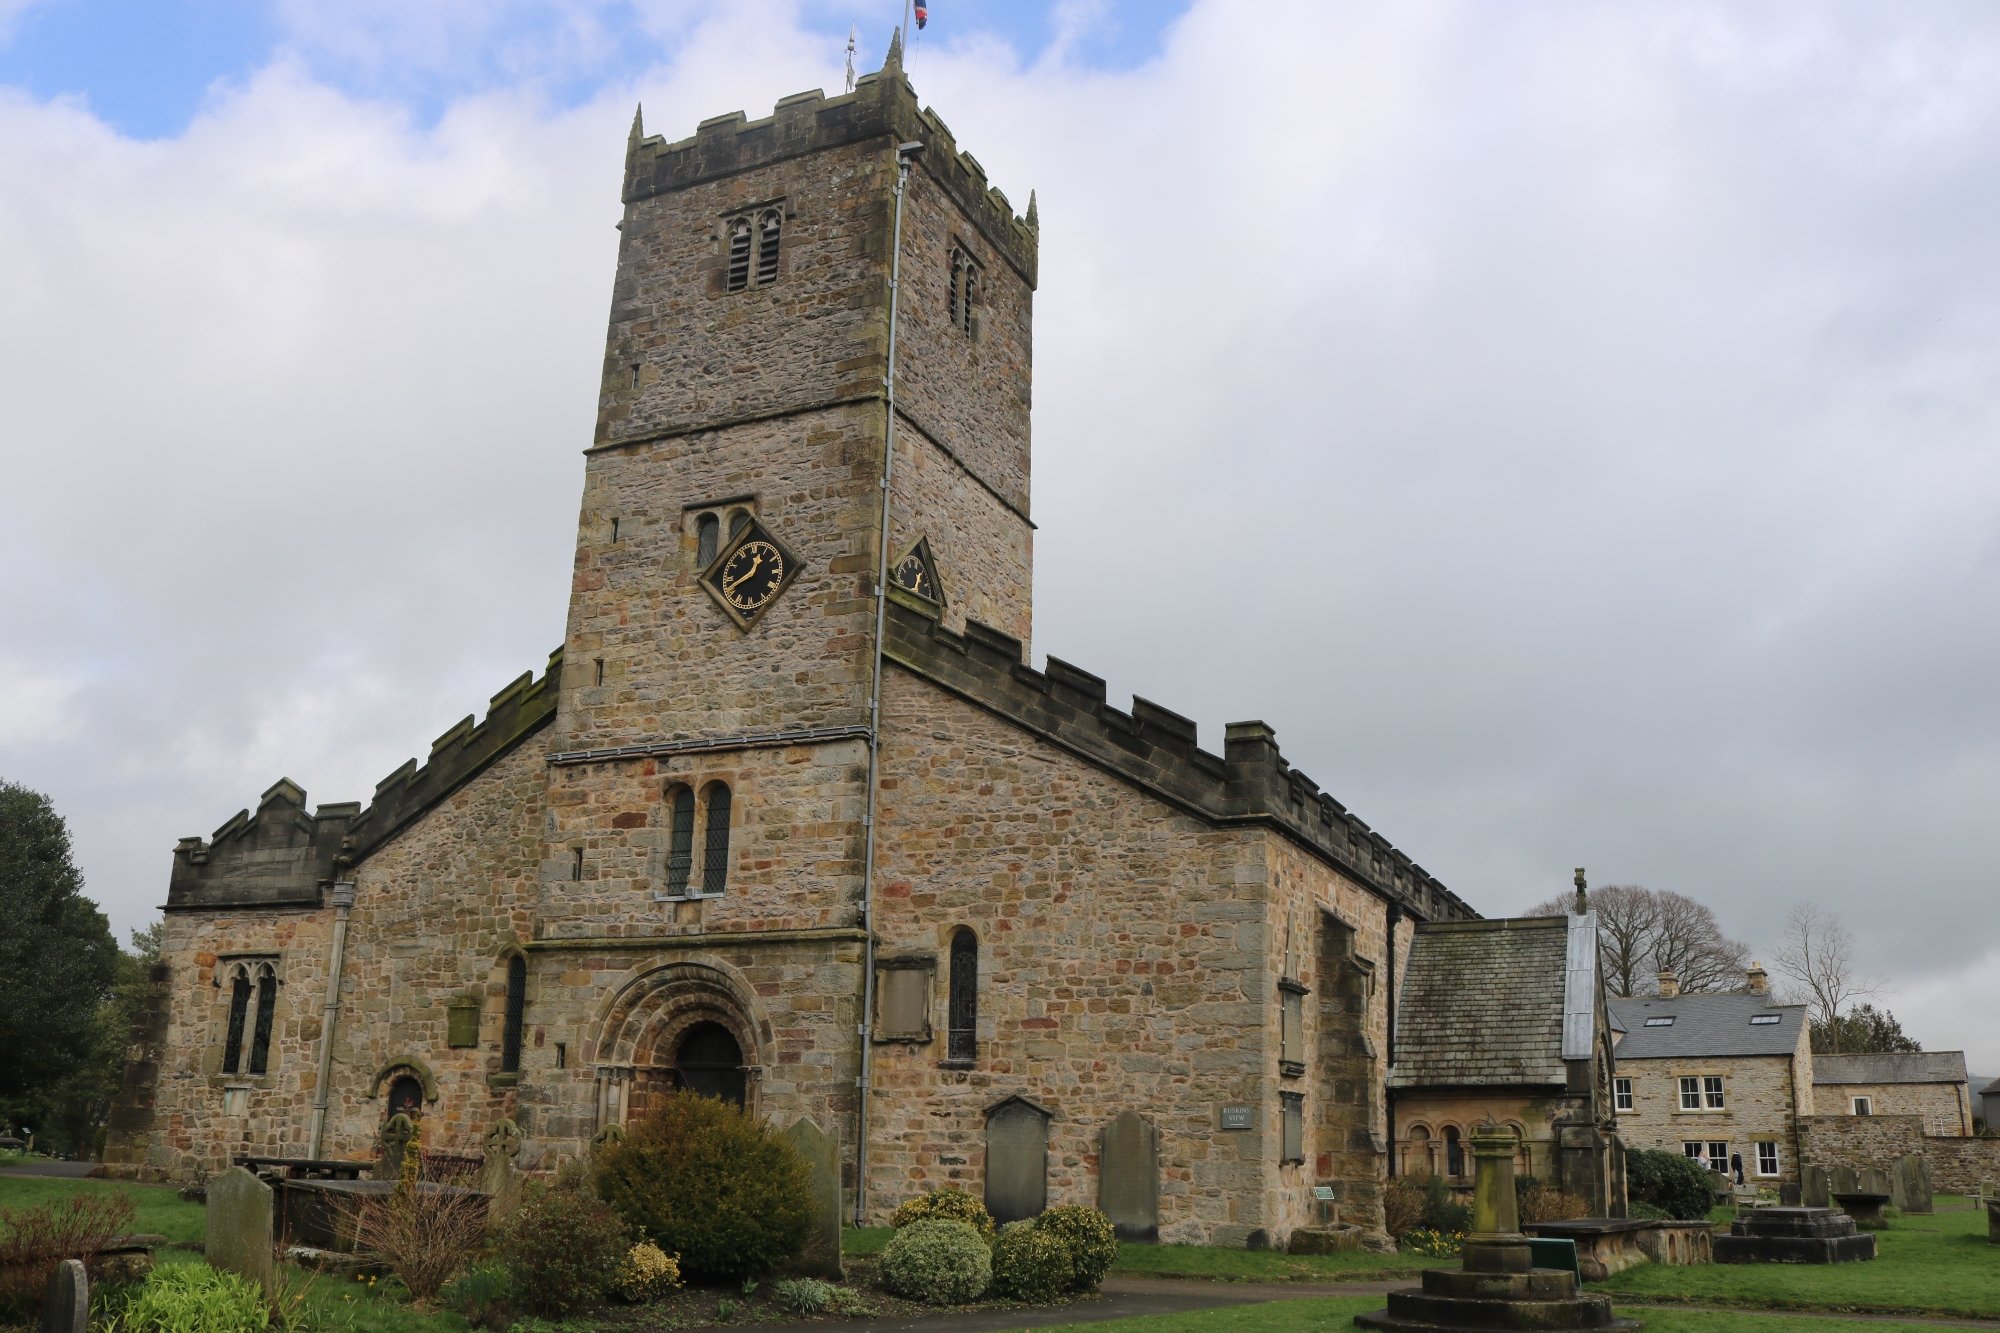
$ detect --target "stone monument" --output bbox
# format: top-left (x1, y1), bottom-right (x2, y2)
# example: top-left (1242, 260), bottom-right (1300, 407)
top-left (206, 1166), bottom-right (275, 1293)
top-left (783, 1118), bottom-right (843, 1279)
top-left (1890, 1154), bottom-right (1932, 1215)
top-left (1356, 1124), bottom-right (1641, 1331)
top-left (1714, 1206), bottom-right (1875, 1264)
top-left (481, 1118), bottom-right (524, 1219)
top-left (375, 1113), bottom-right (416, 1181)
top-left (39, 1258), bottom-right (86, 1333)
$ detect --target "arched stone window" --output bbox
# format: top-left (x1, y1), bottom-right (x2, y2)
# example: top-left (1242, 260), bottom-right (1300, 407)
top-left (700, 783), bottom-right (732, 895)
top-left (674, 1021), bottom-right (745, 1108)
top-left (248, 964), bottom-right (277, 1074)
top-left (221, 961), bottom-right (278, 1075)
top-left (947, 928), bottom-right (978, 1064)
top-left (501, 954), bottom-right (527, 1073)
top-left (696, 513), bottom-right (719, 568)
top-left (1443, 1125), bottom-right (1465, 1180)
top-left (221, 967), bottom-right (253, 1074)
top-left (756, 209), bottom-right (782, 286)
top-left (664, 785), bottom-right (695, 895)
top-left (725, 217), bottom-right (753, 292)
top-left (1403, 1122), bottom-right (1434, 1176)
top-left (948, 245), bottom-right (980, 336)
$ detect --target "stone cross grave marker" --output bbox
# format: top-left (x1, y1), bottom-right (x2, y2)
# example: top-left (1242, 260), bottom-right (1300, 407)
top-left (376, 1113), bottom-right (416, 1181)
top-left (482, 1118), bottom-right (524, 1218)
top-left (206, 1166), bottom-right (274, 1294)
top-left (39, 1258), bottom-right (85, 1333)
top-left (1098, 1111), bottom-right (1160, 1241)
top-left (783, 1118), bottom-right (843, 1279)
top-left (986, 1099), bottom-right (1049, 1224)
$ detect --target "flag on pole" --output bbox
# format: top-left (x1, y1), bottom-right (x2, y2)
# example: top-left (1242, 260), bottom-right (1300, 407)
top-left (914, 2), bottom-right (927, 30)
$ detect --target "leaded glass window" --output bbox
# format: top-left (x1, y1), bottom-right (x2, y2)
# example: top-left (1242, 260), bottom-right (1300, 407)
top-left (222, 969), bottom-right (251, 1074)
top-left (502, 955), bottom-right (526, 1073)
top-left (665, 786), bottom-right (695, 894)
top-left (948, 929), bottom-right (977, 1063)
top-left (701, 783), bottom-right (731, 895)
top-left (248, 966), bottom-right (277, 1075)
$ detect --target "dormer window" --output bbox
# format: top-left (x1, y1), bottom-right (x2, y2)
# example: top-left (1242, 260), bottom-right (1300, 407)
top-left (948, 244), bottom-right (980, 337)
top-left (725, 207), bottom-right (783, 292)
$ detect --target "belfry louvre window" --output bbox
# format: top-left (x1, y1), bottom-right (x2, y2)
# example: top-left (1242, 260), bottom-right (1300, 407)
top-left (665, 785), bottom-right (696, 894)
top-left (700, 783), bottom-right (732, 895)
top-left (501, 955), bottom-right (526, 1073)
top-left (947, 929), bottom-right (978, 1063)
top-left (725, 208), bottom-right (783, 292)
top-left (948, 245), bottom-right (979, 336)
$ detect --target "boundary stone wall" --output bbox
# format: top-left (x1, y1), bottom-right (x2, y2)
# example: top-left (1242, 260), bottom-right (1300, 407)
top-left (1797, 1114), bottom-right (2000, 1194)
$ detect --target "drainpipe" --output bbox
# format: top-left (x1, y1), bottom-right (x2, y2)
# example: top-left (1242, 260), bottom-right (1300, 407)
top-left (1383, 902), bottom-right (1400, 1177)
top-left (307, 880), bottom-right (356, 1158)
top-left (855, 137), bottom-right (924, 1227)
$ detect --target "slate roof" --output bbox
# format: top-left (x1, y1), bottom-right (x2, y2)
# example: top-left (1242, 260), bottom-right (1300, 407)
top-left (1606, 993), bottom-right (1803, 1060)
top-left (1390, 916), bottom-right (1575, 1088)
top-left (1813, 1051), bottom-right (1969, 1086)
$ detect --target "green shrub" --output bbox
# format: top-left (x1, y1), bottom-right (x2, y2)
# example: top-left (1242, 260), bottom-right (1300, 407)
top-left (889, 1188), bottom-right (995, 1239)
top-left (876, 1219), bottom-right (991, 1304)
top-left (1034, 1205), bottom-right (1117, 1291)
top-left (990, 1220), bottom-right (1071, 1304)
top-left (1420, 1174), bottom-right (1472, 1233)
top-left (594, 1090), bottom-right (812, 1283)
top-left (1627, 1200), bottom-right (1670, 1221)
top-left (108, 1263), bottom-right (269, 1333)
top-left (495, 1174), bottom-right (630, 1316)
top-left (772, 1277), bottom-right (833, 1314)
top-left (441, 1263), bottom-right (512, 1330)
top-left (1626, 1149), bottom-right (1715, 1221)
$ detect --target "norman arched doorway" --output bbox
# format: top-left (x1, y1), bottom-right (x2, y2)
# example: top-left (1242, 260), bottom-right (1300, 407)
top-left (674, 1021), bottom-right (746, 1108)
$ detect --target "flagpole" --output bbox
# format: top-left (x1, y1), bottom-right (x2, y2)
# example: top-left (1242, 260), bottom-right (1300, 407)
top-left (901, 0), bottom-right (912, 61)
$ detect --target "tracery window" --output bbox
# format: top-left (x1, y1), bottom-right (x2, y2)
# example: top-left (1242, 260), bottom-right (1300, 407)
top-left (222, 970), bottom-right (252, 1074)
top-left (221, 960), bottom-right (279, 1076)
top-left (700, 782), bottom-right (732, 895)
top-left (947, 245), bottom-right (980, 337)
top-left (501, 955), bottom-right (526, 1073)
top-left (947, 928), bottom-right (978, 1063)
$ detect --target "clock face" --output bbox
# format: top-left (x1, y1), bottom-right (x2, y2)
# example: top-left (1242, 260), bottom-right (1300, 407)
top-left (893, 552), bottom-right (936, 601)
top-left (720, 538), bottom-right (786, 612)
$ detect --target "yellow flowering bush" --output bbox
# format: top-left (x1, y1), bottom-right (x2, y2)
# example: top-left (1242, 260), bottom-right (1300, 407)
top-left (615, 1242), bottom-right (683, 1302)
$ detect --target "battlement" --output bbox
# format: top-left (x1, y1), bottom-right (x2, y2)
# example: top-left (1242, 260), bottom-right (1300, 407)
top-left (623, 39), bottom-right (1038, 285)
top-left (166, 651), bottom-right (564, 911)
top-left (883, 602), bottom-right (1476, 924)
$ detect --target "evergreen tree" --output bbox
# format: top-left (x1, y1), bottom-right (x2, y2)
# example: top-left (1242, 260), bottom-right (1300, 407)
top-left (1810, 1002), bottom-right (1921, 1055)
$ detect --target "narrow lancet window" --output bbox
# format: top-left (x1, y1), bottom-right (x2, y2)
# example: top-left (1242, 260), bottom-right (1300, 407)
top-left (756, 209), bottom-right (782, 286)
top-left (665, 785), bottom-right (695, 894)
top-left (222, 968), bottom-right (252, 1074)
top-left (696, 513), bottom-right (719, 568)
top-left (502, 955), bottom-right (526, 1073)
top-left (248, 965), bottom-right (277, 1075)
top-left (948, 928), bottom-right (978, 1063)
top-left (701, 783), bottom-right (732, 895)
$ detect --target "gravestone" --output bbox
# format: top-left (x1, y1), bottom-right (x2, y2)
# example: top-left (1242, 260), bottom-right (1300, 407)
top-left (1778, 1182), bottom-right (1801, 1207)
top-left (1859, 1165), bottom-right (1893, 1201)
top-left (1801, 1164), bottom-right (1830, 1208)
top-left (376, 1113), bottom-right (416, 1181)
top-left (1986, 1199), bottom-right (1999, 1244)
top-left (39, 1259), bottom-right (85, 1333)
top-left (206, 1166), bottom-right (275, 1293)
top-left (985, 1098), bottom-right (1049, 1224)
top-left (1890, 1154), bottom-right (1933, 1214)
top-left (1828, 1164), bottom-right (1859, 1197)
top-left (482, 1119), bottom-right (524, 1219)
top-left (1098, 1111), bottom-right (1160, 1241)
top-left (783, 1118), bottom-right (843, 1279)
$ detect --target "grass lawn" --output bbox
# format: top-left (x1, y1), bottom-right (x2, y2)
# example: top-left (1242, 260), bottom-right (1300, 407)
top-left (1036, 1295), bottom-right (1976, 1332)
top-left (0, 1173), bottom-right (205, 1247)
top-left (1600, 1195), bottom-right (1998, 1320)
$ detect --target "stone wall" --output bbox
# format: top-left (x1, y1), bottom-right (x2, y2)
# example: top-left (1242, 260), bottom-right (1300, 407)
top-left (1797, 1114), bottom-right (2000, 1194)
top-left (1812, 1082), bottom-right (1970, 1136)
top-left (1616, 1052), bottom-right (1804, 1183)
top-left (1922, 1134), bottom-right (2000, 1193)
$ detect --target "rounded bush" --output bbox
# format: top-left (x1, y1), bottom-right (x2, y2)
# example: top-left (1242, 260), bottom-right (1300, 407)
top-left (990, 1220), bottom-right (1071, 1304)
top-left (877, 1219), bottom-right (991, 1304)
top-left (495, 1175), bottom-right (631, 1316)
top-left (890, 1187), bottom-right (995, 1239)
top-left (1034, 1205), bottom-right (1117, 1290)
top-left (594, 1090), bottom-right (813, 1283)
top-left (1626, 1148), bottom-right (1715, 1221)
top-left (614, 1242), bottom-right (682, 1303)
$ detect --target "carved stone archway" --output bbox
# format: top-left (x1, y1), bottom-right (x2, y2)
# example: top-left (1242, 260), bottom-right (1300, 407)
top-left (590, 961), bottom-right (768, 1129)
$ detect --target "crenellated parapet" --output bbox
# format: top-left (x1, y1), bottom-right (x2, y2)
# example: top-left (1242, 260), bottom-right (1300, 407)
top-left (622, 40), bottom-right (1038, 286)
top-left (883, 602), bottom-right (1476, 924)
top-left (166, 650), bottom-right (564, 911)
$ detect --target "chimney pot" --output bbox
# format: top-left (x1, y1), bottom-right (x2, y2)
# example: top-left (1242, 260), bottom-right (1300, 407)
top-left (1656, 967), bottom-right (1681, 999)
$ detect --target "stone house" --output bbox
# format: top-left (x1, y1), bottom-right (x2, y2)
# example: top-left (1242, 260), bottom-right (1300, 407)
top-left (1979, 1076), bottom-right (2000, 1133)
top-left (100, 45), bottom-right (1483, 1248)
top-left (1607, 966), bottom-right (1813, 1186)
top-left (1812, 1052), bottom-right (1972, 1137)
top-left (1387, 902), bottom-right (1625, 1215)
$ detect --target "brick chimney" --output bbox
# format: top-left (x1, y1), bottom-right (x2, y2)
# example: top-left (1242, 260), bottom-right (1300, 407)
top-left (1656, 967), bottom-right (1681, 999)
top-left (1746, 961), bottom-right (1769, 995)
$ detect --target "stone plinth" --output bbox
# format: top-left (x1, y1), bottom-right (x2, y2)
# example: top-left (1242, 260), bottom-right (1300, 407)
top-left (1359, 1126), bottom-right (1642, 1331)
top-left (1522, 1219), bottom-right (1712, 1281)
top-left (1713, 1207), bottom-right (1875, 1264)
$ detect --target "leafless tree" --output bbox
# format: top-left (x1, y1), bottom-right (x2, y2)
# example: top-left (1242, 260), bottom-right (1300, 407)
top-left (1525, 883), bottom-right (1750, 998)
top-left (1771, 904), bottom-right (1880, 1032)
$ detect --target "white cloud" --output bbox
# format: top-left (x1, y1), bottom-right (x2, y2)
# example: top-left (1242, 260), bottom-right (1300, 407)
top-left (5, 1), bottom-right (2000, 1070)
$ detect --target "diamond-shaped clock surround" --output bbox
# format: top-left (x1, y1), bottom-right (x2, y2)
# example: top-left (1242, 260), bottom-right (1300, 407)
top-left (698, 516), bottom-right (803, 629)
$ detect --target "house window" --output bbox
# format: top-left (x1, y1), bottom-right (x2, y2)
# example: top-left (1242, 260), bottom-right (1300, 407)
top-left (1756, 1141), bottom-right (1779, 1176)
top-left (1614, 1077), bottom-right (1633, 1112)
top-left (1679, 1077), bottom-right (1702, 1111)
top-left (700, 783), bottom-right (731, 895)
top-left (1644, 1016), bottom-right (1675, 1027)
top-left (1280, 1093), bottom-right (1304, 1165)
top-left (1852, 1096), bottom-right (1872, 1116)
top-left (947, 245), bottom-right (980, 337)
top-left (1683, 1140), bottom-right (1705, 1160)
top-left (1279, 979), bottom-right (1306, 1077)
top-left (1704, 1076), bottom-right (1726, 1109)
top-left (664, 785), bottom-right (695, 895)
top-left (1708, 1140), bottom-right (1729, 1172)
top-left (947, 928), bottom-right (978, 1064)
top-left (725, 208), bottom-right (782, 292)
top-left (501, 955), bottom-right (526, 1073)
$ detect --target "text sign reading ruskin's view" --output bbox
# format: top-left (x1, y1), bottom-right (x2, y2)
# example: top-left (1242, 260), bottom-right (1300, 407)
top-left (1220, 1105), bottom-right (1253, 1130)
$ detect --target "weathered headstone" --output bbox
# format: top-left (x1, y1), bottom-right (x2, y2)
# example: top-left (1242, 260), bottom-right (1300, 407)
top-left (1098, 1111), bottom-right (1160, 1241)
top-left (206, 1166), bottom-right (275, 1293)
top-left (376, 1113), bottom-right (416, 1181)
top-left (985, 1098), bottom-right (1049, 1224)
top-left (39, 1259), bottom-right (85, 1333)
top-left (1778, 1182), bottom-right (1801, 1207)
top-left (1985, 1198), bottom-right (1999, 1244)
top-left (1828, 1164), bottom-right (1859, 1197)
top-left (1801, 1164), bottom-right (1830, 1208)
top-left (1859, 1165), bottom-right (1893, 1201)
top-left (783, 1118), bottom-right (842, 1279)
top-left (482, 1119), bottom-right (524, 1219)
top-left (1890, 1154), bottom-right (1933, 1214)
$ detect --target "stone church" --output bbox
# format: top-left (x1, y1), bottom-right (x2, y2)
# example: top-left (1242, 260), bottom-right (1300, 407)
top-left (102, 44), bottom-right (1536, 1246)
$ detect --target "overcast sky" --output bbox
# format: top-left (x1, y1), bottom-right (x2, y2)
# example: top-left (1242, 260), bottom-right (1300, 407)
top-left (3, 1), bottom-right (1997, 1072)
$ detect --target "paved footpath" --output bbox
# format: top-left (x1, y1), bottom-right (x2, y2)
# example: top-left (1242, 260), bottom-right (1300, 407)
top-left (0, 1160), bottom-right (95, 1179)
